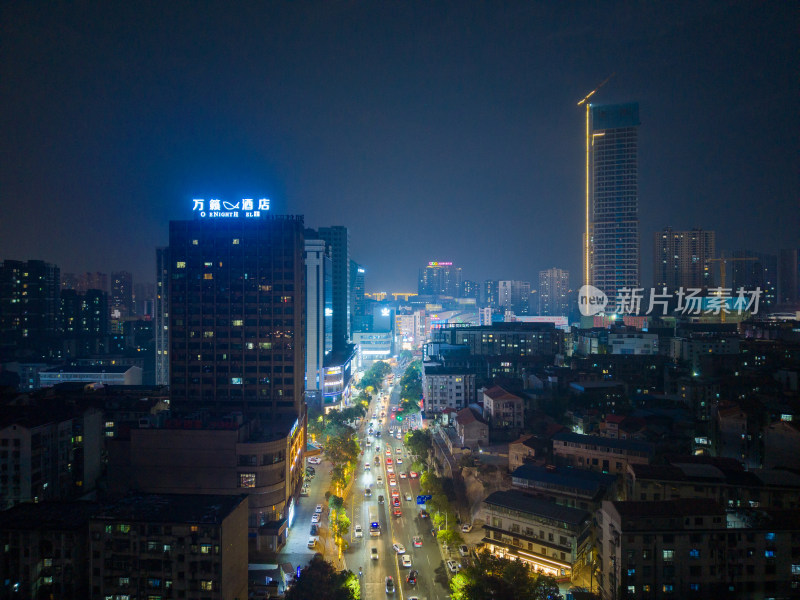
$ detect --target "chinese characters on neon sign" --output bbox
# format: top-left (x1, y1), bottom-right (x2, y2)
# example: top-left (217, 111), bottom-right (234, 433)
top-left (192, 198), bottom-right (270, 218)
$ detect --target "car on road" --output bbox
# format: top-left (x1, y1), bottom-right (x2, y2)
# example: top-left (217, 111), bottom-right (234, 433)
top-left (409, 471), bottom-right (418, 478)
top-left (392, 497), bottom-right (400, 506)
top-left (375, 446), bottom-right (380, 453)
top-left (378, 495), bottom-right (384, 503)
top-left (393, 508), bottom-right (402, 517)
top-left (392, 543), bottom-right (406, 554)
top-left (374, 456), bottom-right (380, 465)
top-left (389, 478), bottom-right (397, 487)
top-left (300, 488), bottom-right (309, 496)
top-left (371, 547), bottom-right (379, 560)
top-left (354, 525), bottom-right (363, 538)
top-left (385, 576), bottom-right (394, 594)
top-left (399, 471), bottom-right (407, 478)
top-left (412, 536), bottom-right (422, 547)
top-left (307, 456), bottom-right (321, 464)
top-left (376, 476), bottom-right (383, 485)
top-left (385, 448), bottom-right (392, 456)
top-left (386, 465), bottom-right (394, 473)
top-left (446, 560), bottom-right (461, 574)
top-left (401, 554), bottom-right (412, 568)
top-left (307, 537), bottom-right (316, 549)
top-left (315, 504), bottom-right (323, 513)
top-left (404, 492), bottom-right (412, 501)
top-left (311, 514), bottom-right (320, 523)
top-left (365, 462), bottom-right (371, 470)
top-left (364, 487), bottom-right (371, 496)
top-left (396, 457), bottom-right (403, 464)
top-left (406, 570), bottom-right (418, 585)
top-left (419, 509), bottom-right (429, 519)
top-left (310, 524), bottom-right (318, 536)
top-left (396, 447), bottom-right (402, 454)
top-left (391, 489), bottom-right (399, 498)
top-left (459, 545), bottom-right (469, 557)
top-left (461, 523), bottom-right (473, 533)
top-left (386, 457), bottom-right (393, 464)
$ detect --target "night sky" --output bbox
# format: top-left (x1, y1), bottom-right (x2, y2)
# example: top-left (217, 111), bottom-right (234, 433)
top-left (1, 2), bottom-right (797, 293)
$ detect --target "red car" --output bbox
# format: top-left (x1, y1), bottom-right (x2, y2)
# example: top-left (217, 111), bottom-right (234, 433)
top-left (393, 508), bottom-right (402, 517)
top-left (409, 471), bottom-right (418, 478)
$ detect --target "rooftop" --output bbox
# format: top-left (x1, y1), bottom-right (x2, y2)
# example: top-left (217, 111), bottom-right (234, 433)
top-left (41, 365), bottom-right (136, 374)
top-left (0, 501), bottom-right (101, 531)
top-left (484, 490), bottom-right (590, 525)
top-left (92, 493), bottom-right (247, 525)
top-left (611, 498), bottom-right (723, 519)
top-left (483, 385), bottom-right (521, 401)
top-left (512, 464), bottom-right (617, 493)
top-left (552, 432), bottom-right (654, 455)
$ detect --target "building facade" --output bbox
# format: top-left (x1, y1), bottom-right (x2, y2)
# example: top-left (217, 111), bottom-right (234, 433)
top-left (155, 246), bottom-right (170, 386)
top-left (653, 227), bottom-right (715, 291)
top-left (418, 261), bottom-right (462, 297)
top-left (587, 103), bottom-right (640, 301)
top-left (552, 432), bottom-right (653, 476)
top-left (482, 385), bottom-right (525, 429)
top-left (421, 366), bottom-right (476, 413)
top-left (317, 226), bottom-right (350, 350)
top-left (539, 268), bottom-right (570, 316)
top-left (168, 214), bottom-right (306, 419)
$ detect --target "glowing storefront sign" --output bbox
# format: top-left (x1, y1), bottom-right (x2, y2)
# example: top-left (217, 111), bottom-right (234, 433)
top-left (192, 198), bottom-right (270, 218)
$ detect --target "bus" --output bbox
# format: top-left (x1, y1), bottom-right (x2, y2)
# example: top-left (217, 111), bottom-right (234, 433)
top-left (369, 508), bottom-right (380, 537)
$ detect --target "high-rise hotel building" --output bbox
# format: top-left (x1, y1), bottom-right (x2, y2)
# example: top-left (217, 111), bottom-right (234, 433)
top-left (168, 213), bottom-right (306, 420)
top-left (585, 103), bottom-right (640, 302)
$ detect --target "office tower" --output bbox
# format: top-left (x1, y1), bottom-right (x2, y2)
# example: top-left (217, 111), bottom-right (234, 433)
top-left (317, 226), bottom-right (350, 350)
top-left (778, 249), bottom-right (799, 304)
top-left (305, 237), bottom-right (332, 398)
top-left (168, 214), bottom-right (305, 418)
top-left (586, 103), bottom-right (640, 301)
top-left (350, 260), bottom-right (366, 333)
top-left (0, 259), bottom-right (61, 357)
top-left (539, 268), bottom-right (570, 316)
top-left (155, 247), bottom-right (170, 386)
top-left (418, 261), bottom-right (462, 297)
top-left (728, 250), bottom-right (777, 306)
top-left (110, 271), bottom-right (133, 318)
top-left (653, 227), bottom-right (715, 291)
top-left (76, 272), bottom-right (108, 294)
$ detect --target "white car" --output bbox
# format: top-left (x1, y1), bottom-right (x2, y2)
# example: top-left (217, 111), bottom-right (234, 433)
top-left (365, 462), bottom-right (371, 470)
top-left (311, 513), bottom-right (320, 523)
top-left (389, 478), bottom-right (397, 487)
top-left (371, 547), bottom-right (379, 560)
top-left (392, 543), bottom-right (406, 554)
top-left (354, 525), bottom-right (363, 538)
top-left (459, 544), bottom-right (469, 557)
top-left (315, 504), bottom-right (323, 513)
top-left (396, 458), bottom-right (403, 464)
top-left (396, 447), bottom-right (402, 454)
top-left (377, 476), bottom-right (383, 485)
top-left (307, 456), bottom-right (322, 464)
top-left (446, 559), bottom-right (461, 574)
top-left (307, 537), bottom-right (316, 549)
top-left (401, 554), bottom-right (412, 568)
top-left (400, 471), bottom-right (407, 478)
top-left (461, 523), bottom-right (473, 533)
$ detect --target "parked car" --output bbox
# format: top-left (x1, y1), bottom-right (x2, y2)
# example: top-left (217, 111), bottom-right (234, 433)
top-left (315, 504), bottom-right (323, 513)
top-left (459, 545), bottom-right (469, 557)
top-left (461, 523), bottom-right (473, 533)
top-left (307, 456), bottom-right (322, 464)
top-left (307, 537), bottom-right (316, 549)
top-left (446, 560), bottom-right (461, 574)
top-left (311, 514), bottom-right (320, 523)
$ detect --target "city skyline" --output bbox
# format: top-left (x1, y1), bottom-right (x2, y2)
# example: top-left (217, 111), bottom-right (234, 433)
top-left (2, 3), bottom-right (798, 292)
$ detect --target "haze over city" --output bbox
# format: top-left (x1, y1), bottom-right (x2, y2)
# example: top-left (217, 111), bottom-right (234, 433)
top-left (2, 1), bottom-right (797, 291)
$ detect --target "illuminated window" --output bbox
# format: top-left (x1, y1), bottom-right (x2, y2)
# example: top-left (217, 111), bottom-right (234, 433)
top-left (119, 577), bottom-right (129, 585)
top-left (192, 239), bottom-right (198, 245)
top-left (231, 378), bottom-right (243, 385)
top-left (190, 525), bottom-right (199, 532)
top-left (240, 473), bottom-right (256, 488)
top-left (118, 524), bottom-right (131, 534)
top-left (663, 549), bottom-right (674, 561)
top-left (200, 544), bottom-right (212, 554)
top-left (201, 581), bottom-right (213, 591)
top-left (204, 273), bottom-right (213, 280)
top-left (232, 238), bottom-right (240, 245)
top-left (176, 261), bottom-right (186, 269)
top-left (232, 319), bottom-right (243, 327)
top-left (259, 342), bottom-right (272, 350)
top-left (203, 331), bottom-right (214, 338)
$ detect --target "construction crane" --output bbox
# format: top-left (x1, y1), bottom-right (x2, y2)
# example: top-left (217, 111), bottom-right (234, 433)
top-left (578, 74), bottom-right (615, 287)
top-left (707, 253), bottom-right (757, 322)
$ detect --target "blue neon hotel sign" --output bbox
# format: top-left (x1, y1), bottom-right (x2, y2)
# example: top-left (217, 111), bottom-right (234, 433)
top-left (192, 198), bottom-right (270, 218)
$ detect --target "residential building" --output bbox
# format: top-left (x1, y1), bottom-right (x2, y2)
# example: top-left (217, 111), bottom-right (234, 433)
top-left (431, 322), bottom-right (564, 358)
top-left (89, 494), bottom-right (248, 600)
top-left (454, 406), bottom-right (488, 449)
top-left (498, 280), bottom-right (531, 313)
top-left (539, 268), bottom-right (570, 316)
top-left (155, 246), bottom-right (169, 385)
top-left (110, 270), bottom-right (133, 318)
top-left (653, 227), bottom-right (715, 291)
top-left (597, 499), bottom-right (800, 599)
top-left (0, 259), bottom-right (61, 357)
top-left (728, 249), bottom-right (778, 307)
top-left (586, 102), bottom-right (640, 301)
top-left (421, 365), bottom-right (475, 413)
top-left (482, 385), bottom-right (524, 429)
top-left (482, 490), bottom-right (591, 581)
top-left (552, 432), bottom-right (653, 475)
top-left (0, 500), bottom-right (100, 600)
top-left (608, 331), bottom-right (658, 355)
top-left (60, 288), bottom-right (110, 356)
